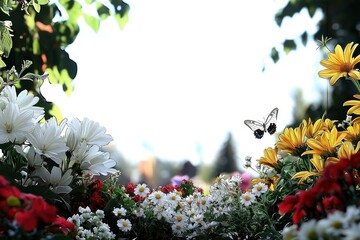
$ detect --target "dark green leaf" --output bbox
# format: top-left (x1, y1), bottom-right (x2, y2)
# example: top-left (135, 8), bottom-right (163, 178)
top-left (97, 2), bottom-right (110, 21)
top-left (284, 39), bottom-right (296, 54)
top-left (271, 47), bottom-right (279, 63)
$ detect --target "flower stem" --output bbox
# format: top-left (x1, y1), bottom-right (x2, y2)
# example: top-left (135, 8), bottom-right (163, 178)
top-left (349, 77), bottom-right (360, 93)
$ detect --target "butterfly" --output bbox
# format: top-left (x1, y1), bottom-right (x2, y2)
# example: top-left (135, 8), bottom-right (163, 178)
top-left (244, 107), bottom-right (279, 139)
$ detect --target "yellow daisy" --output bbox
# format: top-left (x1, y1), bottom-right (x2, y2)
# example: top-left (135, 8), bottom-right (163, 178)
top-left (258, 147), bottom-right (280, 170)
top-left (344, 94), bottom-right (360, 115)
top-left (302, 127), bottom-right (346, 158)
top-left (276, 123), bottom-right (307, 156)
top-left (291, 154), bottom-right (325, 184)
top-left (304, 117), bottom-right (336, 139)
top-left (318, 42), bottom-right (360, 85)
top-left (344, 122), bottom-right (360, 143)
top-left (337, 141), bottom-right (360, 160)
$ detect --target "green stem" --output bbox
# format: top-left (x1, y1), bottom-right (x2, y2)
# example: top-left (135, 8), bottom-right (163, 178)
top-left (349, 77), bottom-right (360, 93)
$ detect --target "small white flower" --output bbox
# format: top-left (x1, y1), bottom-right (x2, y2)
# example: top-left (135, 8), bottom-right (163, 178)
top-left (148, 190), bottom-right (166, 205)
top-left (167, 191), bottom-right (181, 207)
top-left (297, 219), bottom-right (318, 240)
top-left (343, 223), bottom-right (360, 240)
top-left (134, 183), bottom-right (150, 197)
top-left (117, 219), bottom-right (132, 232)
top-left (240, 191), bottom-right (255, 207)
top-left (172, 222), bottom-right (186, 235)
top-left (282, 225), bottom-right (298, 240)
top-left (252, 182), bottom-right (268, 196)
top-left (113, 207), bottom-right (127, 217)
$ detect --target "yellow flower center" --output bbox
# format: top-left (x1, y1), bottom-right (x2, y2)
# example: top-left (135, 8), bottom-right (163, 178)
top-left (176, 215), bottom-right (182, 222)
top-left (171, 195), bottom-right (177, 200)
top-left (6, 196), bottom-right (21, 207)
top-left (244, 195), bottom-right (251, 201)
top-left (155, 193), bottom-right (161, 199)
top-left (256, 185), bottom-right (263, 191)
top-left (139, 187), bottom-right (144, 192)
top-left (122, 221), bottom-right (128, 227)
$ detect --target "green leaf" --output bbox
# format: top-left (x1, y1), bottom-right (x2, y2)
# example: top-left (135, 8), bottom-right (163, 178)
top-left (0, 21), bottom-right (13, 57)
top-left (0, 57), bottom-right (6, 68)
top-left (115, 12), bottom-right (128, 30)
top-left (36, 0), bottom-right (49, 4)
top-left (83, 14), bottom-right (100, 32)
top-left (85, 0), bottom-right (95, 4)
top-left (60, 0), bottom-right (82, 23)
top-left (97, 2), bottom-right (110, 21)
top-left (33, 2), bottom-right (41, 13)
top-left (270, 47), bottom-right (279, 63)
top-left (284, 39), bottom-right (296, 54)
top-left (0, 0), bottom-right (12, 15)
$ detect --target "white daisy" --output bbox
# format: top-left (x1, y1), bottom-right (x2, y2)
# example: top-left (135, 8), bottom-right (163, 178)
top-left (117, 219), bottom-right (132, 232)
top-left (173, 211), bottom-right (187, 224)
top-left (148, 191), bottom-right (166, 205)
top-left (252, 182), bottom-right (268, 196)
top-left (167, 191), bottom-right (181, 207)
top-left (172, 222), bottom-right (186, 236)
top-left (113, 207), bottom-right (127, 217)
top-left (0, 103), bottom-right (34, 144)
top-left (27, 117), bottom-right (68, 164)
top-left (67, 117), bottom-right (113, 146)
top-left (297, 219), bottom-right (318, 240)
top-left (281, 225), bottom-right (298, 240)
top-left (134, 183), bottom-right (150, 197)
top-left (343, 223), bottom-right (360, 240)
top-left (240, 192), bottom-right (255, 207)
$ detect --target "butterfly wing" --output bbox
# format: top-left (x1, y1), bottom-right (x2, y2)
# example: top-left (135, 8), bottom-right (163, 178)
top-left (264, 108), bottom-right (278, 135)
top-left (244, 120), bottom-right (266, 139)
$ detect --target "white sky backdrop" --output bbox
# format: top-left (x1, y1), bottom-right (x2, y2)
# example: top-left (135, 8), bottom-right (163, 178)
top-left (43, 0), bottom-right (325, 170)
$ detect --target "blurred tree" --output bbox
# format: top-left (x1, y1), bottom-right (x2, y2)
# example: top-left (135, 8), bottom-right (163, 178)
top-left (212, 132), bottom-right (239, 178)
top-left (272, 0), bottom-right (360, 127)
top-left (0, 0), bottom-right (129, 120)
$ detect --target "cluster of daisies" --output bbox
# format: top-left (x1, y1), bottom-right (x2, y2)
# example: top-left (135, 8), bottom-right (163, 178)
top-left (66, 175), bottom-right (269, 239)
top-left (0, 85), bottom-right (118, 194)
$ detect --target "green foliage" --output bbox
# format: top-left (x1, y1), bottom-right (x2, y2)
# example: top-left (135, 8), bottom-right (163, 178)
top-left (0, 0), bottom-right (130, 121)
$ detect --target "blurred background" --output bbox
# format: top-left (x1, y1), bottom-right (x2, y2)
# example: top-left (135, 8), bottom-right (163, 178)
top-left (3, 0), bottom-right (360, 188)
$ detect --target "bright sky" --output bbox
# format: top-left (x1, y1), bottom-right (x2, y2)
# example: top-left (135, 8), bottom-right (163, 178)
top-left (42, 0), bottom-right (325, 171)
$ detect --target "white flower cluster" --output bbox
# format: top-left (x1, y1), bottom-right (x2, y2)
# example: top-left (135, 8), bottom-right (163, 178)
top-left (68, 206), bottom-right (116, 240)
top-left (138, 175), bottom-right (268, 238)
top-left (0, 86), bottom-right (117, 193)
top-left (282, 205), bottom-right (360, 240)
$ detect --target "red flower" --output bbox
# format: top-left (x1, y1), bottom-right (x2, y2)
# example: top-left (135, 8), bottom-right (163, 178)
top-left (50, 216), bottom-right (75, 234)
top-left (16, 210), bottom-right (38, 232)
top-left (124, 182), bottom-right (136, 196)
top-left (28, 196), bottom-right (57, 223)
top-left (279, 194), bottom-right (299, 215)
